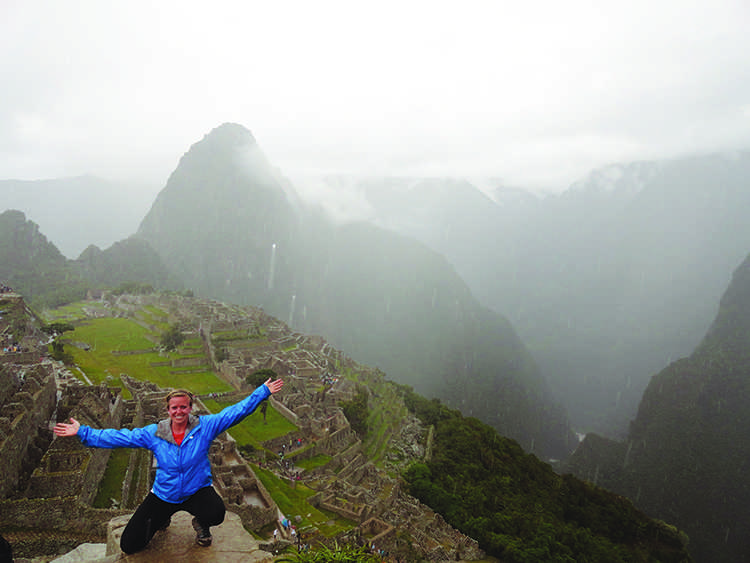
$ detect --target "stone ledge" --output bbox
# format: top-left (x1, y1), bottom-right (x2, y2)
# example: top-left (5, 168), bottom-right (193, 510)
top-left (105, 511), bottom-right (275, 562)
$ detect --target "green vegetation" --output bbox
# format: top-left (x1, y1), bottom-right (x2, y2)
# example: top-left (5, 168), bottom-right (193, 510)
top-left (214, 347), bottom-right (228, 362)
top-left (246, 368), bottom-right (278, 388)
top-left (253, 465), bottom-right (353, 536)
top-left (276, 541), bottom-right (382, 562)
top-left (41, 321), bottom-right (74, 334)
top-left (160, 323), bottom-right (184, 351)
top-left (343, 371), bottom-right (409, 468)
top-left (294, 454), bottom-right (332, 471)
top-left (62, 315), bottom-right (232, 394)
top-left (93, 449), bottom-right (130, 508)
top-left (138, 306), bottom-right (170, 332)
top-left (50, 339), bottom-right (73, 364)
top-left (340, 387), bottom-right (369, 438)
top-left (41, 300), bottom-right (107, 323)
top-left (68, 317), bottom-right (154, 351)
top-left (45, 320), bottom-right (76, 363)
top-left (202, 397), bottom-right (296, 447)
top-left (400, 387), bottom-right (691, 563)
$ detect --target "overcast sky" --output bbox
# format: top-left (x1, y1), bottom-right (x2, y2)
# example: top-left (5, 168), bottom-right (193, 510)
top-left (2, 0), bottom-right (750, 198)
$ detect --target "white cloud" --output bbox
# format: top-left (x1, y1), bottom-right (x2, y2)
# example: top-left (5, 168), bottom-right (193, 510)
top-left (1, 0), bottom-right (749, 194)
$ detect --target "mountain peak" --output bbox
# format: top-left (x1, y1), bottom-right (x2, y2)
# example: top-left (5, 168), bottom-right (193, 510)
top-left (162, 122), bottom-right (276, 195)
top-left (200, 122), bottom-right (257, 147)
top-left (568, 161), bottom-right (661, 196)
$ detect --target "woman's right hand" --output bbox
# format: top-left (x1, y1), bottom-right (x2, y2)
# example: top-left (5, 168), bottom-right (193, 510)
top-left (54, 417), bottom-right (80, 437)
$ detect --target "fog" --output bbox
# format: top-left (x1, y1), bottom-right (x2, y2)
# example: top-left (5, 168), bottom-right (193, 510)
top-left (2, 0), bottom-right (750, 201)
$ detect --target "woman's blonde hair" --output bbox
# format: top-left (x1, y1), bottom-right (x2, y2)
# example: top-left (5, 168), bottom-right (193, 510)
top-left (165, 389), bottom-right (193, 407)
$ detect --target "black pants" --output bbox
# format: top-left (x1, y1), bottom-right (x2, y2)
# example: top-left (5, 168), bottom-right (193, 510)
top-left (120, 486), bottom-right (226, 554)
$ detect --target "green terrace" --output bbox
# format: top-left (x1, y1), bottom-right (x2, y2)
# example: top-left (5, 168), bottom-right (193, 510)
top-left (201, 396), bottom-right (297, 448)
top-left (41, 300), bottom-right (109, 322)
top-left (59, 312), bottom-right (232, 396)
top-left (45, 299), bottom-right (357, 540)
top-left (342, 368), bottom-right (410, 471)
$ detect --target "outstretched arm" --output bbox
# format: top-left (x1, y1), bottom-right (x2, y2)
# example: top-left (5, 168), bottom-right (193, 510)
top-left (265, 377), bottom-right (284, 394)
top-left (54, 417), bottom-right (81, 437)
top-left (204, 378), bottom-right (285, 437)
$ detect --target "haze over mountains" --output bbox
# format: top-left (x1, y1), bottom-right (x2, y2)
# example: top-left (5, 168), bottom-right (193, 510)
top-left (3, 123), bottom-right (750, 447)
top-left (4, 122), bottom-right (750, 561)
top-left (565, 250), bottom-right (750, 563)
top-left (345, 152), bottom-right (750, 437)
top-left (0, 177), bottom-right (153, 259)
top-left (136, 123), bottom-right (573, 459)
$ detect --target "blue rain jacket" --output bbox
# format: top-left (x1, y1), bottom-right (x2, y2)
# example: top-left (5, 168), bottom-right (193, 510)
top-left (77, 384), bottom-right (271, 503)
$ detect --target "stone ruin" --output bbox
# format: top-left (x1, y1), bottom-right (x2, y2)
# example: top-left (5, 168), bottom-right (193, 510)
top-left (0, 292), bottom-right (484, 561)
top-left (0, 361), bottom-right (57, 500)
top-left (209, 433), bottom-right (278, 532)
top-left (167, 293), bottom-right (485, 561)
top-left (0, 368), bottom-right (130, 558)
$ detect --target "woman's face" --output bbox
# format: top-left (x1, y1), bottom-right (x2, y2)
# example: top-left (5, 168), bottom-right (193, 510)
top-left (167, 395), bottom-right (192, 426)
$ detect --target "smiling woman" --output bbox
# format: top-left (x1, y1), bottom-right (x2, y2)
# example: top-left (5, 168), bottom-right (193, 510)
top-left (53, 377), bottom-right (284, 554)
top-left (165, 389), bottom-right (193, 444)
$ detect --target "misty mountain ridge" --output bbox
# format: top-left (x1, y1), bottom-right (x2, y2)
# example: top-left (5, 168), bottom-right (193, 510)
top-left (341, 150), bottom-right (750, 438)
top-left (564, 250), bottom-right (750, 563)
top-left (0, 176), bottom-right (153, 259)
top-left (3, 122), bottom-right (749, 443)
top-left (0, 209), bottom-right (176, 309)
top-left (134, 123), bottom-right (574, 458)
top-left (567, 160), bottom-right (662, 196)
top-left (4, 123), bottom-right (750, 559)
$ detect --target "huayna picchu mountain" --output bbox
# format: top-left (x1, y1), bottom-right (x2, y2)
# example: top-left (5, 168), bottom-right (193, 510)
top-left (565, 251), bottom-right (750, 563)
top-left (135, 122), bottom-right (575, 459)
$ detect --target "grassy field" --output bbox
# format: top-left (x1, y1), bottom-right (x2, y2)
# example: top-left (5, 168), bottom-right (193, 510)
top-left (139, 305), bottom-right (170, 331)
top-left (63, 316), bottom-right (232, 395)
top-left (201, 398), bottom-right (298, 447)
top-left (92, 449), bottom-right (130, 508)
top-left (340, 367), bottom-right (409, 469)
top-left (294, 454), bottom-right (332, 471)
top-left (45, 299), bottom-right (357, 541)
top-left (41, 301), bottom-right (109, 322)
top-left (253, 465), bottom-right (354, 536)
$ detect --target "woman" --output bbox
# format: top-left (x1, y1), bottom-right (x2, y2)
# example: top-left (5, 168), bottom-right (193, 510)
top-left (54, 377), bottom-right (284, 553)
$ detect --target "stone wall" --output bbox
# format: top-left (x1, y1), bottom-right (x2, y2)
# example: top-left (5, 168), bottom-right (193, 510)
top-left (0, 362), bottom-right (56, 498)
top-left (359, 517), bottom-right (395, 545)
top-left (209, 434), bottom-right (278, 531)
top-left (0, 351), bottom-right (40, 365)
top-left (0, 496), bottom-right (127, 537)
top-left (269, 396), bottom-right (297, 424)
top-left (26, 385), bottom-right (125, 505)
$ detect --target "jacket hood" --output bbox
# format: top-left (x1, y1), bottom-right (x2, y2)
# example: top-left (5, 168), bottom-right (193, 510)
top-left (155, 414), bottom-right (200, 445)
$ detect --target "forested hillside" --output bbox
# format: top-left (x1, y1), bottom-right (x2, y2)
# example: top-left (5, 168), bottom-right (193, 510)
top-left (565, 251), bottom-right (750, 563)
top-left (0, 210), bottom-right (177, 309)
top-left (1, 287), bottom-right (693, 562)
top-left (400, 387), bottom-right (691, 562)
top-left (0, 210), bottom-right (87, 308)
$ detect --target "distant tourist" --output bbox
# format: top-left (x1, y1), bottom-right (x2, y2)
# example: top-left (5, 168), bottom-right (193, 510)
top-left (54, 377), bottom-right (284, 554)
